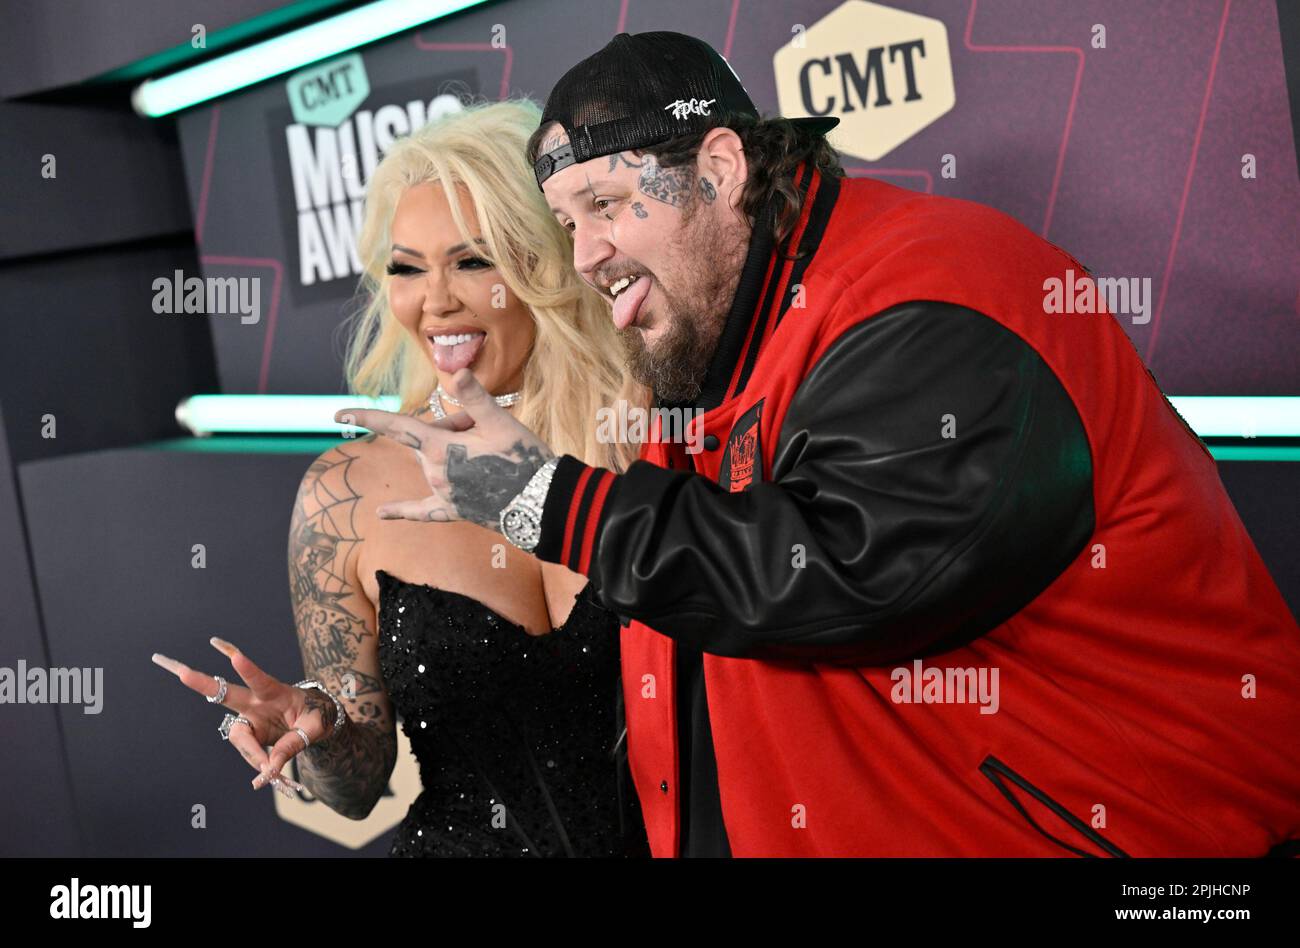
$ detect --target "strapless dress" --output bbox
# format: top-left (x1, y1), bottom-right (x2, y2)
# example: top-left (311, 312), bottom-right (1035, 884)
top-left (375, 569), bottom-right (645, 857)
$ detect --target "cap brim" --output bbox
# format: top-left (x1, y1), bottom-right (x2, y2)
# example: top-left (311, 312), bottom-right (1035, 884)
top-left (786, 115), bottom-right (840, 135)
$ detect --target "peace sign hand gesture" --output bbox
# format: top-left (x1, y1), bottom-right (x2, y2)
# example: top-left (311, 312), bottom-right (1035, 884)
top-left (152, 637), bottom-right (342, 798)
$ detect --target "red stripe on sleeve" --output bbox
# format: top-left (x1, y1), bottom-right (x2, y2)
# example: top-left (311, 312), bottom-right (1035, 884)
top-left (577, 470), bottom-right (616, 575)
top-left (560, 466), bottom-right (594, 567)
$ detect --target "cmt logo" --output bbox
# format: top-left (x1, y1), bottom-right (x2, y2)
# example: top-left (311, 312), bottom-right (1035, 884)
top-left (286, 53), bottom-right (369, 127)
top-left (774, 0), bottom-right (955, 161)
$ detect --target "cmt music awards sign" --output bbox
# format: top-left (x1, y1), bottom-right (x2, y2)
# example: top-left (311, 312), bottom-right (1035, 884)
top-left (774, 0), bottom-right (955, 161)
top-left (268, 53), bottom-right (477, 305)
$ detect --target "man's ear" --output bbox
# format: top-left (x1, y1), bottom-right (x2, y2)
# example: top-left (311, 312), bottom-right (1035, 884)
top-left (697, 126), bottom-right (747, 210)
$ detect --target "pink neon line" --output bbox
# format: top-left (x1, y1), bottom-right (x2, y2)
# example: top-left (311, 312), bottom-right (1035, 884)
top-left (411, 39), bottom-right (514, 98)
top-left (846, 166), bottom-right (935, 193)
top-left (617, 0), bottom-right (629, 34)
top-left (723, 0), bottom-right (740, 58)
top-left (963, 0), bottom-right (1085, 237)
top-left (201, 256), bottom-right (284, 395)
top-left (194, 105), bottom-right (220, 245)
top-left (1147, 0), bottom-right (1232, 363)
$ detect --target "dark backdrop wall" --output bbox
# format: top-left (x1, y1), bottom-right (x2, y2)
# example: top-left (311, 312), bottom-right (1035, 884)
top-left (177, 0), bottom-right (1298, 397)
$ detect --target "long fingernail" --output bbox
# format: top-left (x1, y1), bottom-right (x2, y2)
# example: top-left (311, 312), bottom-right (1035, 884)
top-left (269, 777), bottom-right (297, 800)
top-left (209, 636), bottom-right (238, 658)
top-left (252, 764), bottom-right (270, 789)
top-left (151, 653), bottom-right (189, 675)
top-left (255, 764), bottom-right (303, 793)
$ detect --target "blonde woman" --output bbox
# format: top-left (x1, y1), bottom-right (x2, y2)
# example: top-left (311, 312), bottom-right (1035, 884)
top-left (154, 99), bottom-right (650, 857)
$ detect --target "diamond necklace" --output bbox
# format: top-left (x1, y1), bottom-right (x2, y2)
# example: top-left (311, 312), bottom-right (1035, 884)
top-left (428, 383), bottom-right (522, 419)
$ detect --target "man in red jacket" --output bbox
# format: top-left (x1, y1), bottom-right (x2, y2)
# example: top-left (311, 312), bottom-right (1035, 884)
top-left (340, 32), bottom-right (1300, 856)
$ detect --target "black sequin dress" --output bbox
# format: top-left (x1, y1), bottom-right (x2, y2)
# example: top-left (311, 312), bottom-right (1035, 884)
top-left (376, 569), bottom-right (643, 857)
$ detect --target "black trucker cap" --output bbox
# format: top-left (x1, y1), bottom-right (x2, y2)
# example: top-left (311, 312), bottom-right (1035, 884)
top-left (533, 31), bottom-right (840, 191)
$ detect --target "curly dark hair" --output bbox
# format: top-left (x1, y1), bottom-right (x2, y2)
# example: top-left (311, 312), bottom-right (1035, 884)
top-left (527, 113), bottom-right (844, 256)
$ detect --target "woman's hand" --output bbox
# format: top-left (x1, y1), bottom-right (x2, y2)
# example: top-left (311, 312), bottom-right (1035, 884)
top-left (152, 636), bottom-right (341, 798)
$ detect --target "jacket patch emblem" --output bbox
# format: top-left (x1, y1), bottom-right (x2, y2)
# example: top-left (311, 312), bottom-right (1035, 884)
top-left (719, 399), bottom-right (764, 492)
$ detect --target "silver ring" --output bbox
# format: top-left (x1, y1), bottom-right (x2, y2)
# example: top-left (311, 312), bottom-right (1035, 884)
top-left (206, 676), bottom-right (228, 703)
top-left (218, 713), bottom-right (253, 741)
top-left (294, 727), bottom-right (310, 751)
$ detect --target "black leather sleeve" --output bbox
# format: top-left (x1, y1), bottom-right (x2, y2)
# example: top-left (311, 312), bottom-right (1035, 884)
top-left (542, 301), bottom-right (1095, 664)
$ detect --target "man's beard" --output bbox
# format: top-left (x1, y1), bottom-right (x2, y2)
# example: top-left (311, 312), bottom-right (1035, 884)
top-left (618, 187), bottom-right (748, 404)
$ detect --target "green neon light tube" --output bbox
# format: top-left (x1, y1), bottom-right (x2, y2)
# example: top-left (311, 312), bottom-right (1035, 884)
top-left (1166, 396), bottom-right (1299, 438)
top-left (1206, 445), bottom-right (1300, 462)
top-left (176, 395), bottom-right (400, 434)
top-left (132, 0), bottom-right (491, 117)
top-left (174, 395), bottom-right (1300, 439)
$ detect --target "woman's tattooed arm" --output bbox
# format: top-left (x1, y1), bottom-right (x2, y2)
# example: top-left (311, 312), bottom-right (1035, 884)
top-left (287, 443), bottom-right (397, 820)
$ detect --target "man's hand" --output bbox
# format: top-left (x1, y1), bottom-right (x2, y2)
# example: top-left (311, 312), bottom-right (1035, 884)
top-left (334, 368), bottom-right (555, 531)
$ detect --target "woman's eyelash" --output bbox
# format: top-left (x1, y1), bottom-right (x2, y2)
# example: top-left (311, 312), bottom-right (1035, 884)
top-left (385, 257), bottom-right (492, 276)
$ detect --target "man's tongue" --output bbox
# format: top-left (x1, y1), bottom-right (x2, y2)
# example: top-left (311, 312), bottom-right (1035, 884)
top-left (431, 331), bottom-right (486, 373)
top-left (612, 275), bottom-right (651, 330)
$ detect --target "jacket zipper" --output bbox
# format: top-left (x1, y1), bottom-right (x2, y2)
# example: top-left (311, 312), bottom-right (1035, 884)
top-left (979, 754), bottom-right (1130, 857)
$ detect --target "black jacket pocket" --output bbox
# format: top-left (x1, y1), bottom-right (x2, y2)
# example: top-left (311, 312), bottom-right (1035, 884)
top-left (980, 754), bottom-right (1130, 857)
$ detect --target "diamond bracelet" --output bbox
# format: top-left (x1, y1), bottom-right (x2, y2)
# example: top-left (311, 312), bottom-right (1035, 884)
top-left (293, 679), bottom-right (347, 733)
top-left (500, 457), bottom-right (559, 552)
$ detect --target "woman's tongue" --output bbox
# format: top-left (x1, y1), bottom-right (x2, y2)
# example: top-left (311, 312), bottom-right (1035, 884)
top-left (431, 331), bottom-right (486, 373)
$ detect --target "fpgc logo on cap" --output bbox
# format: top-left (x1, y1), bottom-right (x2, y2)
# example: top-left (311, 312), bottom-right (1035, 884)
top-left (664, 97), bottom-right (718, 119)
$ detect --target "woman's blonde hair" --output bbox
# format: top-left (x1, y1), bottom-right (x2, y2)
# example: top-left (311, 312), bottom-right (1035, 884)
top-left (344, 96), bottom-right (647, 471)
